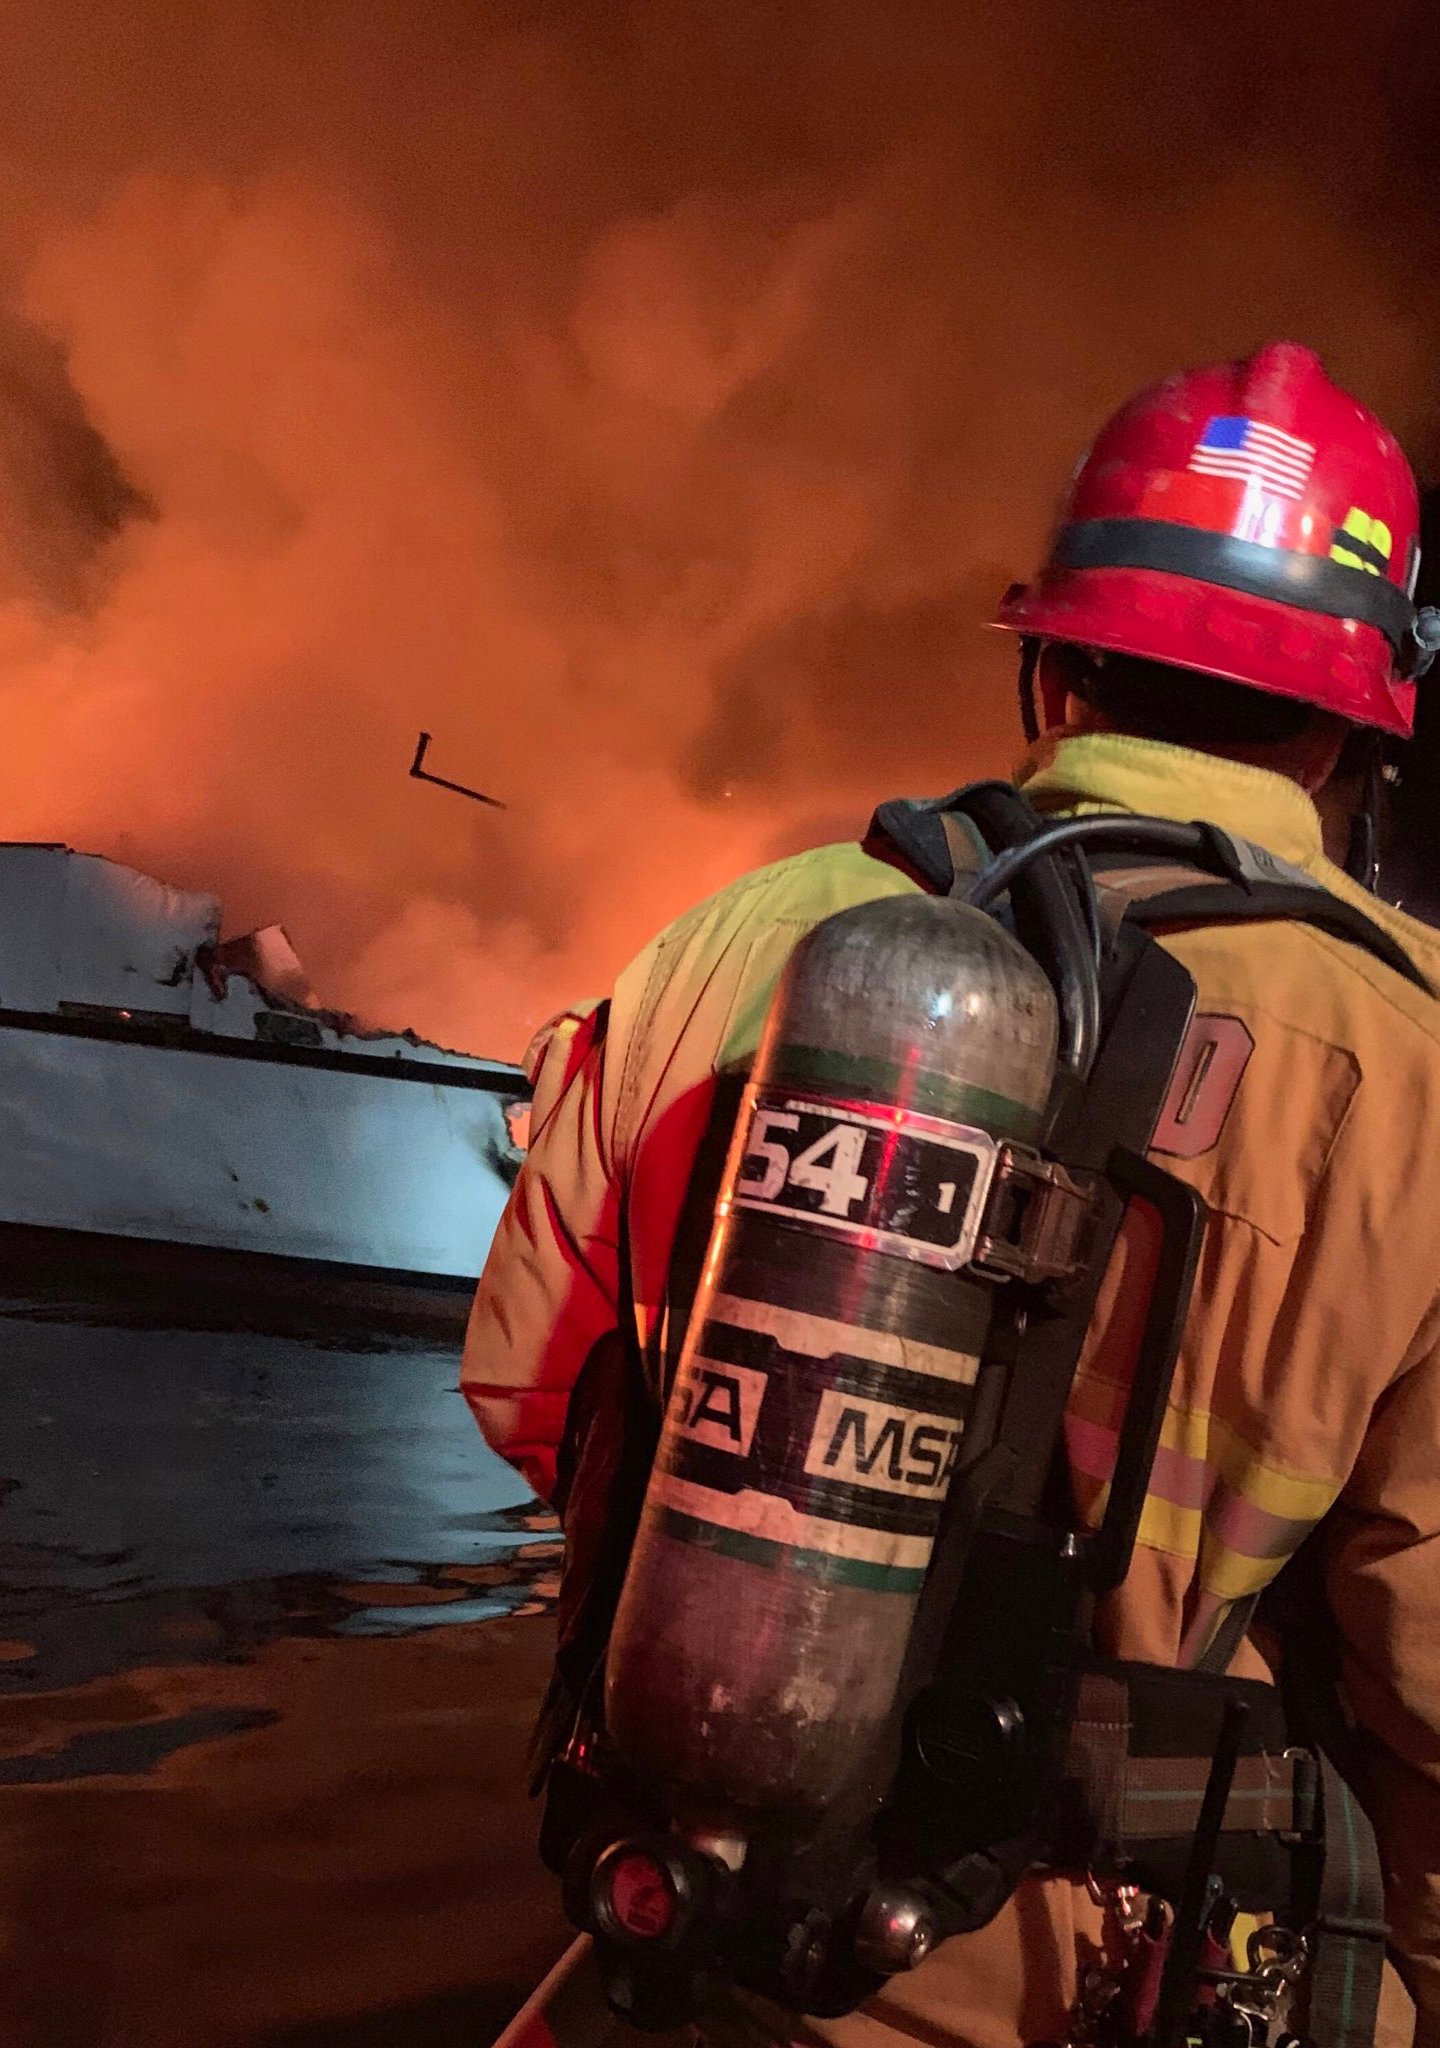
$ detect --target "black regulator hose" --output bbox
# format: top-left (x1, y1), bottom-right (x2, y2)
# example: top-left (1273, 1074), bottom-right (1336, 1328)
top-left (966, 816), bottom-right (1221, 1081)
top-left (952, 785), bottom-right (1105, 1086)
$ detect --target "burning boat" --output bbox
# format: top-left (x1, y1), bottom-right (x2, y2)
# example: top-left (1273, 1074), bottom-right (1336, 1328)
top-left (0, 844), bottom-right (526, 1322)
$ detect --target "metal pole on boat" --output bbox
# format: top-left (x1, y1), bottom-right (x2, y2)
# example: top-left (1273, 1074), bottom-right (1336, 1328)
top-left (409, 731), bottom-right (507, 809)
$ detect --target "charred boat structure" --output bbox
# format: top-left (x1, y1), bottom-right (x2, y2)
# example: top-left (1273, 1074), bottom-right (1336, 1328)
top-left (0, 844), bottom-right (526, 1324)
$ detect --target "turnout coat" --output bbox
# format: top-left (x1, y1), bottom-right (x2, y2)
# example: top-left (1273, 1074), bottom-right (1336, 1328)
top-left (466, 734), bottom-right (1440, 2048)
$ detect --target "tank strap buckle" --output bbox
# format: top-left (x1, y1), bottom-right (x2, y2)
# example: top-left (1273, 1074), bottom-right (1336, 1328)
top-left (972, 1147), bottom-right (1101, 1286)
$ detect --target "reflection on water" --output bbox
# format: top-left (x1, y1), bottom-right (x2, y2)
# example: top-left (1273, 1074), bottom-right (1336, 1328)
top-left (2, 1501), bottom-right (562, 1720)
top-left (0, 1303), bottom-right (561, 1692)
top-left (0, 1268), bottom-right (571, 2046)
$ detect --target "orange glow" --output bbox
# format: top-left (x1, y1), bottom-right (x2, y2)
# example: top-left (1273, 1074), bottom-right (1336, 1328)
top-left (0, 6), bottom-right (1434, 1057)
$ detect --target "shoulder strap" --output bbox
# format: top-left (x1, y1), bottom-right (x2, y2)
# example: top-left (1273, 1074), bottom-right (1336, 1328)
top-left (869, 791), bottom-right (1430, 995)
top-left (1095, 829), bottom-right (1430, 995)
top-left (939, 810), bottom-right (987, 897)
top-left (867, 782), bottom-right (1037, 894)
top-left (1115, 874), bottom-right (1431, 994)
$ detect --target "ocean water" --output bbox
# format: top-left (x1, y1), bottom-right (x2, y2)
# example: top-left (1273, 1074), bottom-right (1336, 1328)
top-left (0, 1269), bottom-right (570, 2047)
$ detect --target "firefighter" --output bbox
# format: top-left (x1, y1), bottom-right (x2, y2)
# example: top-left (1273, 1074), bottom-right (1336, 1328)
top-left (465, 341), bottom-right (1440, 2048)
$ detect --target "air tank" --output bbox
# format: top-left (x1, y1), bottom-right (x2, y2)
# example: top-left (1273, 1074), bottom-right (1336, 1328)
top-left (604, 894), bottom-right (1057, 1827)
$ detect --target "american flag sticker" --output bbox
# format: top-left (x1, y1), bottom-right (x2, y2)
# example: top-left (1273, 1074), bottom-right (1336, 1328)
top-left (1188, 416), bottom-right (1316, 501)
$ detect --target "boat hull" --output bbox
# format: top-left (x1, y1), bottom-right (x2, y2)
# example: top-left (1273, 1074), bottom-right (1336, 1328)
top-left (0, 1015), bottom-right (520, 1286)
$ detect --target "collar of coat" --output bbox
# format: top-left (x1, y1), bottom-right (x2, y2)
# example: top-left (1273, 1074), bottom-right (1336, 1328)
top-left (1015, 729), bottom-right (1327, 868)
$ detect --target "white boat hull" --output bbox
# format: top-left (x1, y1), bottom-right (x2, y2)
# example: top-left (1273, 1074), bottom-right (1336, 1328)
top-left (0, 1018), bottom-right (519, 1281)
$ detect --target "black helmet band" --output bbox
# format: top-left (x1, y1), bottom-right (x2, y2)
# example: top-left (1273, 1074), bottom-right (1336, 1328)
top-left (1052, 518), bottom-right (1416, 659)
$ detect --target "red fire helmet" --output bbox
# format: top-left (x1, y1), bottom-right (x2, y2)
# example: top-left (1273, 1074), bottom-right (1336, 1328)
top-left (994, 341), bottom-right (1440, 737)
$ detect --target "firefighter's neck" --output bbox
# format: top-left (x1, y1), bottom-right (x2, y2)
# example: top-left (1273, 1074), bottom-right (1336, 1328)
top-left (1060, 696), bottom-right (1347, 796)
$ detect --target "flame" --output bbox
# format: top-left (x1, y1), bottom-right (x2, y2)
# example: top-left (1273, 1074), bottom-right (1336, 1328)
top-left (0, 5), bottom-right (1434, 1057)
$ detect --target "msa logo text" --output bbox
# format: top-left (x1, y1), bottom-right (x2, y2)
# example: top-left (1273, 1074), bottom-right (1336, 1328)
top-left (804, 1390), bottom-right (961, 1499)
top-left (671, 1357), bottom-right (767, 1458)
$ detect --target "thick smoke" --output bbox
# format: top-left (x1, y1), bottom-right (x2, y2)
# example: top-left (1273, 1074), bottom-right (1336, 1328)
top-left (0, 0), bottom-right (1438, 1055)
top-left (0, 321), bottom-right (152, 610)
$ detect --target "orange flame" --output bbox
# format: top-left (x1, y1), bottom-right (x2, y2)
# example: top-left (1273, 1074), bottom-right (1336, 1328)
top-left (0, 6), bottom-right (1434, 1056)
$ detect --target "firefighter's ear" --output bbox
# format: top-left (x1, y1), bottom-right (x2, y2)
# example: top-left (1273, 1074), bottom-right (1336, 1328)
top-left (1062, 691), bottom-right (1106, 733)
top-left (1290, 717), bottom-right (1352, 797)
top-left (1033, 641), bottom-right (1095, 732)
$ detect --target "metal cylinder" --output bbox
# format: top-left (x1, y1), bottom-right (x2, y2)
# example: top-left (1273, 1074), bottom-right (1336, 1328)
top-left (605, 895), bottom-right (1057, 1824)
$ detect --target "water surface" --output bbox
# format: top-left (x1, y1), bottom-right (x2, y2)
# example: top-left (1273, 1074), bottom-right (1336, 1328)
top-left (0, 1271), bottom-right (569, 2047)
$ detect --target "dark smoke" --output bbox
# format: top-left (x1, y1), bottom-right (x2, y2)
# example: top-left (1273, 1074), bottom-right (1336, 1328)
top-left (0, 320), bottom-right (152, 609)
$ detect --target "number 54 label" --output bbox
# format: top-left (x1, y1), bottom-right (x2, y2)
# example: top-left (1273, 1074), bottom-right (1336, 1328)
top-left (729, 1086), bottom-right (999, 1270)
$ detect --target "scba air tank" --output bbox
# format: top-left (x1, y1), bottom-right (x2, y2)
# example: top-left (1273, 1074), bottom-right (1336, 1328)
top-left (605, 894), bottom-right (1058, 1823)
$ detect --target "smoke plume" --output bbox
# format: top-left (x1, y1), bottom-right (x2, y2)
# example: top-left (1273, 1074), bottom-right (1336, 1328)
top-left (0, 0), bottom-right (1438, 1055)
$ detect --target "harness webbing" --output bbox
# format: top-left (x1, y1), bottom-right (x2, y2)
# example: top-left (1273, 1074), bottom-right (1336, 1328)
top-left (1309, 1754), bottom-right (1388, 2048)
top-left (871, 789), bottom-right (1429, 996)
top-left (1063, 1663), bottom-right (1302, 1903)
top-left (1110, 874), bottom-right (1429, 994)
